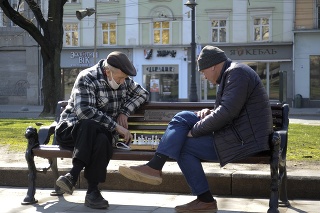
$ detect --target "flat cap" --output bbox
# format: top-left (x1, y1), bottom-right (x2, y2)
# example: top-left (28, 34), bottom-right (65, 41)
top-left (107, 51), bottom-right (137, 76)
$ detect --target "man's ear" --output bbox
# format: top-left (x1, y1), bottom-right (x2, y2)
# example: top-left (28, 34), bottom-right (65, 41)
top-left (104, 67), bottom-right (111, 77)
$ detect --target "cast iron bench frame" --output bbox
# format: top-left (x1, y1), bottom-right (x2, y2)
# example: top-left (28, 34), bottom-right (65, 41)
top-left (22, 101), bottom-right (290, 213)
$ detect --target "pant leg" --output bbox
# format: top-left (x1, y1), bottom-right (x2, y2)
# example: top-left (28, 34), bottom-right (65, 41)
top-left (156, 111), bottom-right (218, 195)
top-left (71, 119), bottom-right (113, 183)
top-left (156, 111), bottom-right (199, 159)
top-left (178, 135), bottom-right (218, 195)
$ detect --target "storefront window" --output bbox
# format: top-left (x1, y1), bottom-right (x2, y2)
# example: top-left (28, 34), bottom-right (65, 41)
top-left (243, 62), bottom-right (280, 100)
top-left (62, 68), bottom-right (82, 100)
top-left (143, 65), bottom-right (178, 102)
top-left (310, 55), bottom-right (320, 100)
top-left (269, 62), bottom-right (281, 100)
top-left (200, 78), bottom-right (217, 101)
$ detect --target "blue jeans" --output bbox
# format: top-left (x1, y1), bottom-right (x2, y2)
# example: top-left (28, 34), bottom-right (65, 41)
top-left (156, 111), bottom-right (218, 195)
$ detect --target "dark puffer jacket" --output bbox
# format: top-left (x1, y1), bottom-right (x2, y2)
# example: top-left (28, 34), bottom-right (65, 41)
top-left (191, 60), bottom-right (273, 167)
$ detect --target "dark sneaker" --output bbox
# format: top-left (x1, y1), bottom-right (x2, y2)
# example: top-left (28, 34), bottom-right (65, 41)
top-left (56, 173), bottom-right (76, 195)
top-left (85, 190), bottom-right (109, 209)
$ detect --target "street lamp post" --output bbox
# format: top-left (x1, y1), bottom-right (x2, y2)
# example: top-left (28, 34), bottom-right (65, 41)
top-left (185, 0), bottom-right (198, 102)
top-left (76, 2), bottom-right (97, 64)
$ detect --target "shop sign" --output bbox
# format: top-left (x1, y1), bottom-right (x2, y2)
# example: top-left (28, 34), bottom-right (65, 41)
top-left (156, 50), bottom-right (177, 57)
top-left (230, 47), bottom-right (277, 56)
top-left (223, 45), bottom-right (292, 60)
top-left (144, 65), bottom-right (178, 74)
top-left (69, 51), bottom-right (98, 66)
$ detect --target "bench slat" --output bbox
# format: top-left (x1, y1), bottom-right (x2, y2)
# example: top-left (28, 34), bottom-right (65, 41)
top-left (33, 145), bottom-right (271, 163)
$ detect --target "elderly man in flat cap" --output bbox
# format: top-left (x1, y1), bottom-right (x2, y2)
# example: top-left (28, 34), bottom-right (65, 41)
top-left (119, 45), bottom-right (273, 213)
top-left (55, 51), bottom-right (149, 209)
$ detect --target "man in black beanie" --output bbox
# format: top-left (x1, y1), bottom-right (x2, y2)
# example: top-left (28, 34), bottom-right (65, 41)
top-left (55, 51), bottom-right (149, 209)
top-left (119, 45), bottom-right (273, 213)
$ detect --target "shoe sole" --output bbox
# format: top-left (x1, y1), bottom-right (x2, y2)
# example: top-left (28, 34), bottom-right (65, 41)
top-left (84, 201), bottom-right (109, 209)
top-left (56, 177), bottom-right (74, 195)
top-left (175, 208), bottom-right (217, 213)
top-left (119, 166), bottom-right (162, 185)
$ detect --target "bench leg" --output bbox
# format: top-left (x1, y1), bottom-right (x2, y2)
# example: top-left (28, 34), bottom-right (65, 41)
top-left (49, 158), bottom-right (65, 196)
top-left (21, 127), bottom-right (39, 205)
top-left (268, 132), bottom-right (280, 213)
top-left (279, 153), bottom-right (290, 206)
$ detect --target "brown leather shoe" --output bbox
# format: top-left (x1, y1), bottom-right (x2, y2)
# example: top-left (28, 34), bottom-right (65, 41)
top-left (118, 165), bottom-right (162, 185)
top-left (175, 199), bottom-right (218, 213)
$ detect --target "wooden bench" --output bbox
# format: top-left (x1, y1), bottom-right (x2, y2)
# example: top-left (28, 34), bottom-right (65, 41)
top-left (22, 101), bottom-right (290, 213)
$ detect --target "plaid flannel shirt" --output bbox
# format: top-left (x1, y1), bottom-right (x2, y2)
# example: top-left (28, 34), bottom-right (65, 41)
top-left (58, 60), bottom-right (149, 132)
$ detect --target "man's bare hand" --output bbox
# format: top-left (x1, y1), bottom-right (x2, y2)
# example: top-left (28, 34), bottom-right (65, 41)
top-left (117, 113), bottom-right (129, 129)
top-left (196, 108), bottom-right (211, 119)
top-left (115, 124), bottom-right (133, 144)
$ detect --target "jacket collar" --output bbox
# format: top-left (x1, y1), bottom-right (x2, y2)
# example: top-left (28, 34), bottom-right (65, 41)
top-left (216, 58), bottom-right (232, 84)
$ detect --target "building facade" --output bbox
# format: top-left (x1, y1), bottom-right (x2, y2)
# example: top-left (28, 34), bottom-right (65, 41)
top-left (293, 0), bottom-right (320, 107)
top-left (1, 0), bottom-right (319, 107)
top-left (0, 0), bottom-right (41, 105)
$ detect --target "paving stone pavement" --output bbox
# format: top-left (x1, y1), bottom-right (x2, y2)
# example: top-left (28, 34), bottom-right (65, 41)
top-left (0, 187), bottom-right (319, 213)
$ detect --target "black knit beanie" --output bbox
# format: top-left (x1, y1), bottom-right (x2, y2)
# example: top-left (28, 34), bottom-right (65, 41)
top-left (197, 45), bottom-right (228, 71)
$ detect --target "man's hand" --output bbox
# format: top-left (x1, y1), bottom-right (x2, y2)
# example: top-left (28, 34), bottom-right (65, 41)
top-left (115, 124), bottom-right (133, 144)
top-left (196, 108), bottom-right (211, 119)
top-left (117, 113), bottom-right (129, 129)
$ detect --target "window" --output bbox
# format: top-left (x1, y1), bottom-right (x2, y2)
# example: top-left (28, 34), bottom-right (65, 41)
top-left (0, 0), bottom-right (23, 27)
top-left (310, 55), bottom-right (320, 100)
top-left (102, 22), bottom-right (117, 45)
top-left (149, 6), bottom-right (173, 45)
top-left (249, 8), bottom-right (273, 42)
top-left (153, 21), bottom-right (170, 44)
top-left (243, 62), bottom-right (280, 100)
top-left (205, 9), bottom-right (231, 43)
top-left (211, 19), bottom-right (226, 43)
top-left (317, 0), bottom-right (320, 28)
top-left (253, 17), bottom-right (269, 42)
top-left (0, 10), bottom-right (4, 27)
top-left (64, 23), bottom-right (79, 47)
top-left (143, 65), bottom-right (179, 102)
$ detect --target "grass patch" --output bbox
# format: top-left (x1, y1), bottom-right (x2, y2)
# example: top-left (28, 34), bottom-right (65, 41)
top-left (287, 124), bottom-right (320, 161)
top-left (0, 118), bottom-right (319, 161)
top-left (0, 118), bottom-right (53, 153)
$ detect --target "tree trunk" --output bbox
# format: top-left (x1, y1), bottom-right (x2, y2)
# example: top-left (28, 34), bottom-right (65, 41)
top-left (41, 49), bottom-right (62, 115)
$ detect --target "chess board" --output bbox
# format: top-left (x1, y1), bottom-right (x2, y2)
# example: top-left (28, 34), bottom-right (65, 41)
top-left (128, 133), bottom-right (160, 151)
top-left (129, 144), bottom-right (158, 151)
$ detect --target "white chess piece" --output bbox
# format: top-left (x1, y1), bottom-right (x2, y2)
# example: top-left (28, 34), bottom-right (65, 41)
top-left (138, 137), bottom-right (142, 145)
top-left (133, 133), bottom-right (137, 144)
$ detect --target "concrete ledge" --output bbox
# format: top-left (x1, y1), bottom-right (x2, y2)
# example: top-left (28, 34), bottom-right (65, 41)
top-left (1, 167), bottom-right (319, 200)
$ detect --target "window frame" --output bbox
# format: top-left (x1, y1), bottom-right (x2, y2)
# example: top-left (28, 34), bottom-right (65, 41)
top-left (210, 19), bottom-right (227, 43)
top-left (310, 55), bottom-right (320, 100)
top-left (98, 13), bottom-right (119, 46)
top-left (63, 22), bottom-right (79, 47)
top-left (205, 9), bottom-right (231, 44)
top-left (101, 21), bottom-right (117, 46)
top-left (152, 20), bottom-right (171, 45)
top-left (249, 8), bottom-right (273, 42)
top-left (149, 6), bottom-right (174, 45)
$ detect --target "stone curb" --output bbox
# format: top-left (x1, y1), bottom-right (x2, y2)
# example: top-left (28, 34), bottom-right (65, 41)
top-left (0, 167), bottom-right (319, 200)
